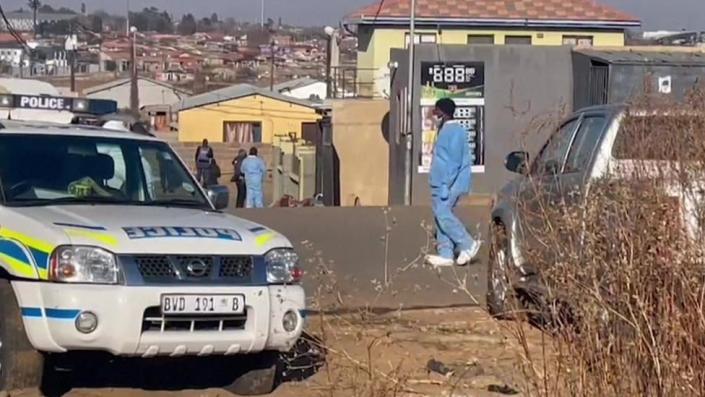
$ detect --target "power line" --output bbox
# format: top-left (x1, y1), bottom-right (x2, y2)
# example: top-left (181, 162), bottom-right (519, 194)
top-left (371, 0), bottom-right (387, 25)
top-left (0, 2), bottom-right (30, 52)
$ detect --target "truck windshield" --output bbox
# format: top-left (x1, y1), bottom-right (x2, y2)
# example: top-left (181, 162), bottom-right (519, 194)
top-left (0, 134), bottom-right (210, 209)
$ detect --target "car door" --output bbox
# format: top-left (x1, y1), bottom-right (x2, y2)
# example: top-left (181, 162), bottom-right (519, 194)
top-left (516, 116), bottom-right (581, 256)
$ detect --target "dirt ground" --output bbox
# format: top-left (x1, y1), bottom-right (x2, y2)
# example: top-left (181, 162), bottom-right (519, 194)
top-left (34, 307), bottom-right (546, 397)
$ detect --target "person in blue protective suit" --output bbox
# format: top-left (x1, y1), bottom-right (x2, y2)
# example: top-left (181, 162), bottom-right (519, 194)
top-left (425, 98), bottom-right (481, 267)
top-left (240, 147), bottom-right (267, 208)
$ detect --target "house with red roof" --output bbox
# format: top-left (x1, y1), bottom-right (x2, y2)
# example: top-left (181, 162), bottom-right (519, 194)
top-left (344, 0), bottom-right (640, 97)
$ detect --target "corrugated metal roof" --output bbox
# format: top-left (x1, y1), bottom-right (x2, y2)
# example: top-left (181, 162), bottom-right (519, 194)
top-left (273, 77), bottom-right (322, 92)
top-left (576, 49), bottom-right (705, 65)
top-left (83, 77), bottom-right (192, 96)
top-left (0, 78), bottom-right (59, 96)
top-left (178, 83), bottom-right (318, 111)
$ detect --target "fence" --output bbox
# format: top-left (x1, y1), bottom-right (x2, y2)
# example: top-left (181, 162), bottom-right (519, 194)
top-left (330, 66), bottom-right (378, 99)
top-left (272, 135), bottom-right (316, 201)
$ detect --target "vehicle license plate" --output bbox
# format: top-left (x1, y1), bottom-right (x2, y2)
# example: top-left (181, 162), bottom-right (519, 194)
top-left (161, 294), bottom-right (245, 315)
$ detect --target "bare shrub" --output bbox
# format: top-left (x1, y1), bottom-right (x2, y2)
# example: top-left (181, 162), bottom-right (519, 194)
top-left (510, 89), bottom-right (705, 396)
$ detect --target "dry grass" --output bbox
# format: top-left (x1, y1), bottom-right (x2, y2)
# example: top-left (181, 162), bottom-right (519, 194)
top-left (503, 90), bottom-right (705, 396)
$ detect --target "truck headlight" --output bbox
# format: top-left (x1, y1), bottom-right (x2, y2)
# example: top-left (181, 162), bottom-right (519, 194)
top-left (265, 248), bottom-right (303, 284)
top-left (50, 246), bottom-right (119, 284)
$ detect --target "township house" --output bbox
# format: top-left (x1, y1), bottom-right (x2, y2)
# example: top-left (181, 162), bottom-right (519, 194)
top-left (344, 0), bottom-right (640, 97)
top-left (177, 84), bottom-right (321, 144)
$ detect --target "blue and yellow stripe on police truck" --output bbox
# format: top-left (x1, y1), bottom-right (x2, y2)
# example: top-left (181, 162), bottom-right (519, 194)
top-left (0, 228), bottom-right (53, 279)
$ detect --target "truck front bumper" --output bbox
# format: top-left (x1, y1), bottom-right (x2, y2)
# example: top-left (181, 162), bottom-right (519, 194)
top-left (12, 281), bottom-right (305, 357)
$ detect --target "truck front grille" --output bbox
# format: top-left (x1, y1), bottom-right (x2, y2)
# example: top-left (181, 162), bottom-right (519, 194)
top-left (141, 307), bottom-right (247, 333)
top-left (132, 255), bottom-right (253, 283)
top-left (219, 256), bottom-right (254, 278)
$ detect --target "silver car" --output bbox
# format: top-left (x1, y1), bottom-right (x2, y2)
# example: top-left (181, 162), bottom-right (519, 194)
top-left (487, 103), bottom-right (705, 317)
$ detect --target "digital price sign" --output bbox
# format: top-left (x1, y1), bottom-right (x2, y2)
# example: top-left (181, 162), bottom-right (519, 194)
top-left (421, 62), bottom-right (484, 94)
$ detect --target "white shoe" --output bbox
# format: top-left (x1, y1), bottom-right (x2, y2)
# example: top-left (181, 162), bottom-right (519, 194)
top-left (425, 255), bottom-right (455, 267)
top-left (457, 241), bottom-right (482, 266)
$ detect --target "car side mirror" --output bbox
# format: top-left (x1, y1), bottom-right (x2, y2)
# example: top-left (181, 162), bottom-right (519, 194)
top-left (207, 185), bottom-right (229, 210)
top-left (505, 151), bottom-right (529, 175)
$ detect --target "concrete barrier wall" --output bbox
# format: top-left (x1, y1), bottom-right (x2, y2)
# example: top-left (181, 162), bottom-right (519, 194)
top-left (331, 99), bottom-right (390, 206)
top-left (233, 204), bottom-right (489, 309)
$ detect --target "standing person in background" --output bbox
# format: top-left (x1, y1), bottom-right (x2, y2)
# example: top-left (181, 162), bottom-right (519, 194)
top-left (205, 159), bottom-right (221, 187)
top-left (240, 147), bottom-right (267, 208)
top-left (231, 149), bottom-right (248, 208)
top-left (194, 139), bottom-right (214, 186)
top-left (425, 98), bottom-right (481, 267)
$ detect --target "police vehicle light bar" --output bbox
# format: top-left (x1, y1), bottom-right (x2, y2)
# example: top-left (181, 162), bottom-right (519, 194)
top-left (0, 94), bottom-right (118, 116)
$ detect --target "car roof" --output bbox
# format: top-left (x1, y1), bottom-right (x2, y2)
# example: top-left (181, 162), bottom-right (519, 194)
top-left (0, 120), bottom-right (160, 141)
top-left (574, 103), bottom-right (627, 114)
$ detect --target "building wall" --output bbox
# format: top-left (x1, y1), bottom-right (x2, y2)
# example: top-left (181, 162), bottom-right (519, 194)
top-left (86, 80), bottom-right (187, 109)
top-left (178, 95), bottom-right (321, 144)
top-left (388, 45), bottom-right (575, 204)
top-left (332, 99), bottom-right (390, 206)
top-left (358, 27), bottom-right (625, 97)
top-left (0, 48), bottom-right (23, 67)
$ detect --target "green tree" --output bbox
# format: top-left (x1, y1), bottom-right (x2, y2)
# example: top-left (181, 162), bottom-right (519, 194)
top-left (177, 14), bottom-right (197, 35)
top-left (130, 7), bottom-right (173, 34)
top-left (197, 17), bottom-right (213, 33)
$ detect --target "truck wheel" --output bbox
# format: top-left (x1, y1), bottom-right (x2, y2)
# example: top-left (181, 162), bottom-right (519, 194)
top-left (486, 223), bottom-right (514, 319)
top-left (0, 279), bottom-right (45, 392)
top-left (226, 352), bottom-right (279, 396)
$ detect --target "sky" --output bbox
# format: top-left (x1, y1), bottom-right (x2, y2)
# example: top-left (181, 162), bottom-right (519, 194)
top-left (4, 0), bottom-right (704, 30)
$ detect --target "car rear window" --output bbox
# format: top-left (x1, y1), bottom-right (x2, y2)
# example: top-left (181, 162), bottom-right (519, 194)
top-left (613, 114), bottom-right (705, 161)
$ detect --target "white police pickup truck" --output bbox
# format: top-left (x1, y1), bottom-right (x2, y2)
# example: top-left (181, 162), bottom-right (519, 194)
top-left (0, 96), bottom-right (305, 395)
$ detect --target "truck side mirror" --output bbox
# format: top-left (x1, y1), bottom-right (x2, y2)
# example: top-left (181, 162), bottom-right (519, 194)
top-left (207, 185), bottom-right (230, 210)
top-left (505, 151), bottom-right (529, 175)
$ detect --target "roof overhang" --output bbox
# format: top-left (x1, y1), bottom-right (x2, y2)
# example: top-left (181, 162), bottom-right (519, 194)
top-left (347, 16), bottom-right (640, 30)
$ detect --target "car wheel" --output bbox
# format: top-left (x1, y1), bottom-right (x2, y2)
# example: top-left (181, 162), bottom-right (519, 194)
top-left (0, 279), bottom-right (45, 393)
top-left (486, 223), bottom-right (515, 318)
top-left (225, 352), bottom-right (279, 396)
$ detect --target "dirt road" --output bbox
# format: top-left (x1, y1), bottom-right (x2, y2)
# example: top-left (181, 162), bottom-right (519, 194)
top-left (54, 307), bottom-right (543, 397)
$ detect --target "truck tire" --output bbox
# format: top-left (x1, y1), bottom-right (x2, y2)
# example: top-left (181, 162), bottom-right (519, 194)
top-left (486, 223), bottom-right (514, 319)
top-left (0, 279), bottom-right (45, 392)
top-left (226, 352), bottom-right (278, 396)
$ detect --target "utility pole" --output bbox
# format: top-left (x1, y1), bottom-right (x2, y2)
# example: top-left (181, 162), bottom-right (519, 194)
top-left (69, 49), bottom-right (75, 92)
top-left (129, 26), bottom-right (139, 115)
top-left (269, 39), bottom-right (276, 91)
top-left (126, 0), bottom-right (130, 36)
top-left (403, 0), bottom-right (417, 205)
top-left (260, 0), bottom-right (265, 29)
top-left (30, 0), bottom-right (39, 39)
top-left (66, 24), bottom-right (77, 93)
top-left (324, 27), bottom-right (335, 98)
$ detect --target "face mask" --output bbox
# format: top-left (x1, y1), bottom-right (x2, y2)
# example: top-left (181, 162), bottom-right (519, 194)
top-left (434, 116), bottom-right (444, 129)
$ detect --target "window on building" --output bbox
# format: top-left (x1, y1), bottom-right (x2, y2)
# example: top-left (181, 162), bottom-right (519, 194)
top-left (404, 33), bottom-right (437, 47)
top-left (467, 35), bottom-right (495, 45)
top-left (562, 35), bottom-right (594, 47)
top-left (505, 35), bottom-right (533, 45)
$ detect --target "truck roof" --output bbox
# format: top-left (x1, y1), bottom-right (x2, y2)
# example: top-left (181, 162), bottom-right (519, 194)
top-left (0, 120), bottom-right (160, 142)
